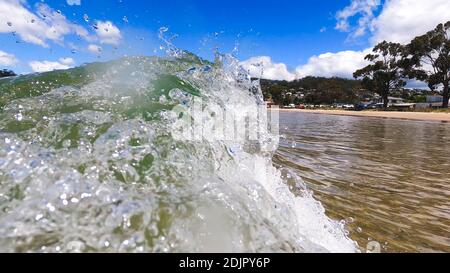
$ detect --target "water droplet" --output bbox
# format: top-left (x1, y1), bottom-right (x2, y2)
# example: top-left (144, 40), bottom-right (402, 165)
top-left (122, 16), bottom-right (128, 23)
top-left (159, 26), bottom-right (169, 33)
top-left (366, 241), bottom-right (381, 253)
top-left (67, 241), bottom-right (85, 253)
top-left (63, 139), bottom-right (72, 148)
top-left (6, 22), bottom-right (12, 27)
top-left (14, 113), bottom-right (23, 121)
top-left (80, 193), bottom-right (91, 199)
top-left (46, 203), bottom-right (56, 212)
top-left (83, 14), bottom-right (89, 22)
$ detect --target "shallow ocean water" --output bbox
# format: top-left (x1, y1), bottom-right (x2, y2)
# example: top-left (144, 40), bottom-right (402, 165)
top-left (276, 112), bottom-right (450, 252)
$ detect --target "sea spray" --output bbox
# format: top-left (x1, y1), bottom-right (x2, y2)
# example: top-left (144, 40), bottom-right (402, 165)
top-left (0, 50), bottom-right (357, 252)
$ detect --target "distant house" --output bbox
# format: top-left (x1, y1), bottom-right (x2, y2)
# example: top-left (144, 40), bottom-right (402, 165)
top-left (295, 92), bottom-right (305, 99)
top-left (426, 95), bottom-right (447, 103)
top-left (387, 97), bottom-right (405, 105)
top-left (281, 92), bottom-right (293, 98)
top-left (380, 97), bottom-right (406, 107)
top-left (382, 97), bottom-right (416, 110)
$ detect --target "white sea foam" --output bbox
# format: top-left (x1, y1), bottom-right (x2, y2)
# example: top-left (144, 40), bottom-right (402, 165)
top-left (0, 52), bottom-right (357, 252)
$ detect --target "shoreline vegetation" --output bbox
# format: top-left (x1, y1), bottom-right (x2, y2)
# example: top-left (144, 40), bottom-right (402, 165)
top-left (275, 108), bottom-right (450, 122)
top-left (261, 21), bottom-right (450, 111)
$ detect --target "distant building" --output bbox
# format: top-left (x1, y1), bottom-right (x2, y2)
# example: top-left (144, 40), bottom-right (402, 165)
top-left (413, 95), bottom-right (450, 109)
top-left (386, 97), bottom-right (405, 105)
top-left (427, 95), bottom-right (445, 103)
top-left (295, 92), bottom-right (305, 99)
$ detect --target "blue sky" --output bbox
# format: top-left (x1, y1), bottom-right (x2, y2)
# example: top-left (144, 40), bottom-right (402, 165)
top-left (0, 0), bottom-right (449, 81)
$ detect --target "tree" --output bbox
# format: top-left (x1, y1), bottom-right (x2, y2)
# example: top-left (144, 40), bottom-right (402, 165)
top-left (0, 69), bottom-right (16, 78)
top-left (354, 41), bottom-right (407, 108)
top-left (405, 21), bottom-right (450, 108)
top-left (260, 77), bottom-right (362, 105)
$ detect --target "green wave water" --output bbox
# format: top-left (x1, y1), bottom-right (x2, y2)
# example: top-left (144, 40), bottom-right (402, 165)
top-left (0, 53), bottom-right (357, 252)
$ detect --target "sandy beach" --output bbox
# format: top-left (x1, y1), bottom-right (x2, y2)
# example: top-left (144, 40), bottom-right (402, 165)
top-left (277, 109), bottom-right (450, 122)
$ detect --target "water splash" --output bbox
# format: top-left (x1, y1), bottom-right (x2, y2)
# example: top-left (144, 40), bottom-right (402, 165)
top-left (0, 45), bottom-right (357, 252)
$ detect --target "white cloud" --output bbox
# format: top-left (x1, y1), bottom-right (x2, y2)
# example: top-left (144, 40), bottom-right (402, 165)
top-left (0, 0), bottom-right (50, 47)
top-left (0, 0), bottom-right (91, 47)
top-left (335, 0), bottom-right (381, 38)
top-left (0, 50), bottom-right (18, 66)
top-left (240, 50), bottom-right (374, 81)
top-left (94, 21), bottom-right (122, 45)
top-left (240, 56), bottom-right (296, 81)
top-left (58, 57), bottom-right (75, 66)
top-left (405, 79), bottom-right (429, 89)
top-left (87, 44), bottom-right (102, 54)
top-left (371, 0), bottom-right (450, 44)
top-left (66, 0), bottom-right (81, 6)
top-left (336, 0), bottom-right (450, 44)
top-left (295, 49), bottom-right (372, 79)
top-left (0, 0), bottom-right (124, 49)
top-left (240, 50), bottom-right (373, 81)
top-left (29, 58), bottom-right (75, 73)
top-left (288, 0), bottom-right (450, 80)
top-left (36, 3), bottom-right (92, 42)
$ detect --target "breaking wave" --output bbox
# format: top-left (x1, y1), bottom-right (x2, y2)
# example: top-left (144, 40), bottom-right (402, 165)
top-left (0, 49), bottom-right (357, 252)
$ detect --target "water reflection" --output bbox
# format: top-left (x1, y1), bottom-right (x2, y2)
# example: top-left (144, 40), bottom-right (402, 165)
top-left (276, 112), bottom-right (450, 252)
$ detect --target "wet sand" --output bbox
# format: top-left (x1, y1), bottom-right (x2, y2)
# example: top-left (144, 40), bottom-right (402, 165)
top-left (276, 109), bottom-right (450, 122)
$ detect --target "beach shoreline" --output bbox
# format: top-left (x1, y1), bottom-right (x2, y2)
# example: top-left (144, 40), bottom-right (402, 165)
top-left (275, 108), bottom-right (450, 122)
